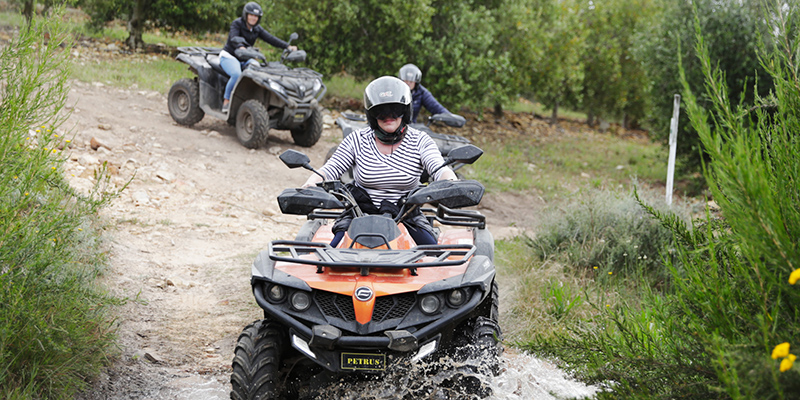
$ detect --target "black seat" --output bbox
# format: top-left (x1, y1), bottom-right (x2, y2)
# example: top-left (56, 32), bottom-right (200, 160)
top-left (206, 54), bottom-right (229, 78)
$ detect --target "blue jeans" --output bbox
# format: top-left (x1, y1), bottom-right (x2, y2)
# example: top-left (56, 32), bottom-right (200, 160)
top-left (220, 57), bottom-right (258, 101)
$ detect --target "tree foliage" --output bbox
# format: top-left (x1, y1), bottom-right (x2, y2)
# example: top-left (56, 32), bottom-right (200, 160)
top-left (632, 0), bottom-right (773, 173)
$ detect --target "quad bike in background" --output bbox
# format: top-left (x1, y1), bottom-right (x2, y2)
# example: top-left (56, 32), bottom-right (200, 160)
top-left (331, 112), bottom-right (471, 183)
top-left (167, 33), bottom-right (326, 149)
top-left (230, 145), bottom-right (502, 399)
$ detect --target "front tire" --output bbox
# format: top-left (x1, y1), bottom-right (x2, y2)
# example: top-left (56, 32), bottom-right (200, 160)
top-left (236, 99), bottom-right (270, 149)
top-left (230, 320), bottom-right (285, 400)
top-left (291, 106), bottom-right (323, 147)
top-left (168, 78), bottom-right (204, 126)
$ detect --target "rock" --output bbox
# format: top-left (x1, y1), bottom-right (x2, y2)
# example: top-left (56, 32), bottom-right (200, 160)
top-left (78, 154), bottom-right (99, 166)
top-left (268, 146), bottom-right (282, 155)
top-left (323, 114), bottom-right (335, 125)
top-left (262, 207), bottom-right (278, 216)
top-left (580, 172), bottom-right (591, 178)
top-left (155, 170), bottom-right (176, 183)
top-left (98, 123), bottom-right (112, 131)
top-left (132, 190), bottom-right (150, 205)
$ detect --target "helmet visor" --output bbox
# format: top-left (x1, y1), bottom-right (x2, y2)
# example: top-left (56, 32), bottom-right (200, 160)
top-left (370, 103), bottom-right (406, 121)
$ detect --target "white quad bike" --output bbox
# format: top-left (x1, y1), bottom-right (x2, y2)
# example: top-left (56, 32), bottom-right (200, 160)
top-left (168, 33), bottom-right (326, 149)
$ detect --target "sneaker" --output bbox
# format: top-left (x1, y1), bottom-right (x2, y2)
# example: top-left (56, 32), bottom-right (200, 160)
top-left (222, 103), bottom-right (230, 113)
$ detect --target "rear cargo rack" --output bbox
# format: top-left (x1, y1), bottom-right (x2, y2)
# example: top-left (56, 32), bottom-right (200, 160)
top-left (269, 241), bottom-right (476, 276)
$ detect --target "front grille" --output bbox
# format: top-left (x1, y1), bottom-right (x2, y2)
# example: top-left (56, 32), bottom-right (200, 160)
top-left (372, 293), bottom-right (416, 323)
top-left (315, 292), bottom-right (416, 324)
top-left (316, 291), bottom-right (356, 322)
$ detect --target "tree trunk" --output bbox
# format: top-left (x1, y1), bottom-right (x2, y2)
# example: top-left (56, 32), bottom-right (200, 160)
top-left (550, 101), bottom-right (559, 125)
top-left (22, 0), bottom-right (34, 29)
top-left (125, 0), bottom-right (146, 50)
top-left (587, 110), bottom-right (595, 127)
top-left (493, 103), bottom-right (503, 118)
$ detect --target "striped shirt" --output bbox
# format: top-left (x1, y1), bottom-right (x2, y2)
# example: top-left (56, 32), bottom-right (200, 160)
top-left (320, 126), bottom-right (447, 208)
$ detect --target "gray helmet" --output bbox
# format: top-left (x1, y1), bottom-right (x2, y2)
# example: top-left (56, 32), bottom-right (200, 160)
top-left (399, 63), bottom-right (422, 84)
top-left (242, 2), bottom-right (263, 25)
top-left (364, 76), bottom-right (412, 144)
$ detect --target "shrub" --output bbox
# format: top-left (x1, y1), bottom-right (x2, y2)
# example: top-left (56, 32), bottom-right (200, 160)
top-left (0, 11), bottom-right (119, 398)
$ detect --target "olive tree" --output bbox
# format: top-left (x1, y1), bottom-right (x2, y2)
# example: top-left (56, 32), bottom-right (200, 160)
top-left (632, 0), bottom-right (773, 173)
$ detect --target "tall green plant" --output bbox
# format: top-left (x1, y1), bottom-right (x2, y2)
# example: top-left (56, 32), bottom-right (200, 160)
top-left (0, 12), bottom-right (119, 398)
top-left (523, 1), bottom-right (800, 398)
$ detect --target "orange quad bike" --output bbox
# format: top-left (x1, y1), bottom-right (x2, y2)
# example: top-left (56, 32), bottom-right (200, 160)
top-left (230, 145), bottom-right (502, 399)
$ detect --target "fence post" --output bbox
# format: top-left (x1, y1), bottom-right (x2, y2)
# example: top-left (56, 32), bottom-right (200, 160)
top-left (666, 94), bottom-right (681, 206)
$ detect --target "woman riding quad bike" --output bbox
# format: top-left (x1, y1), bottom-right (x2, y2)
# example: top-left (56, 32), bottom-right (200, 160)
top-left (167, 12), bottom-right (326, 150)
top-left (229, 77), bottom-right (501, 399)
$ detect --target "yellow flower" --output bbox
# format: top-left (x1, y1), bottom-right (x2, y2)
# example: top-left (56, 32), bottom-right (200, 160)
top-left (789, 269), bottom-right (800, 285)
top-left (780, 354), bottom-right (796, 372)
top-left (608, 272), bottom-right (613, 275)
top-left (51, 149), bottom-right (57, 154)
top-left (593, 266), bottom-right (598, 270)
top-left (65, 140), bottom-right (71, 143)
top-left (772, 342), bottom-right (791, 359)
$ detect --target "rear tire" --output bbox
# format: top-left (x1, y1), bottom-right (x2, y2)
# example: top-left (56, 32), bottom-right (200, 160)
top-left (236, 99), bottom-right (270, 149)
top-left (291, 106), bottom-right (322, 147)
top-left (168, 78), bottom-right (204, 126)
top-left (230, 320), bottom-right (285, 400)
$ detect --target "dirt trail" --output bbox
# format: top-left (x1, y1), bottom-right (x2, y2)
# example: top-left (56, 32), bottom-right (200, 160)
top-left (64, 81), bottom-right (592, 399)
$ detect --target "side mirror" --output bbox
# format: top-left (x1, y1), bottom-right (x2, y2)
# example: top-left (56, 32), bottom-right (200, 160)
top-left (289, 32), bottom-right (299, 41)
top-left (279, 149), bottom-right (310, 169)
top-left (446, 144), bottom-right (483, 165)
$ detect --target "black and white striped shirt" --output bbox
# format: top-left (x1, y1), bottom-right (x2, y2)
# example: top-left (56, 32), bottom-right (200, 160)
top-left (320, 126), bottom-right (447, 208)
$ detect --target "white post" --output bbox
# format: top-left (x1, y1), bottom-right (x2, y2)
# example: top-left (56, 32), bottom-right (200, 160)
top-left (666, 94), bottom-right (680, 206)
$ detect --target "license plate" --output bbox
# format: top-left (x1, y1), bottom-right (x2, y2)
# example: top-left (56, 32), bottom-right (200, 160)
top-left (294, 113), bottom-right (305, 120)
top-left (341, 352), bottom-right (386, 371)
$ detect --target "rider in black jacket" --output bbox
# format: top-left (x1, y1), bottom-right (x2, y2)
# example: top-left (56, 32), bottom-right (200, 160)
top-left (220, 2), bottom-right (296, 112)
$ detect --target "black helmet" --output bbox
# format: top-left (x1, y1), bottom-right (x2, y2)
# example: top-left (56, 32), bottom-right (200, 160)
top-left (399, 63), bottom-right (422, 84)
top-left (242, 2), bottom-right (263, 25)
top-left (364, 76), bottom-right (412, 145)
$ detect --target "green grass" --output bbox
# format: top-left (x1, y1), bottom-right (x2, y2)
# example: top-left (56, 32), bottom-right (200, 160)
top-left (324, 73), bottom-right (371, 101)
top-left (465, 132), bottom-right (666, 199)
top-left (71, 55), bottom-right (190, 93)
top-left (506, 97), bottom-right (589, 121)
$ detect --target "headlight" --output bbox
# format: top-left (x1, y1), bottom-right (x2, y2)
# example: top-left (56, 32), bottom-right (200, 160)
top-left (268, 80), bottom-right (286, 96)
top-left (446, 289), bottom-right (466, 307)
top-left (266, 284), bottom-right (286, 303)
top-left (290, 291), bottom-right (311, 311)
top-left (419, 294), bottom-right (441, 315)
top-left (312, 79), bottom-right (322, 93)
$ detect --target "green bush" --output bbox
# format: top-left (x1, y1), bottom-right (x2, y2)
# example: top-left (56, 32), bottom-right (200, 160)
top-left (519, 2), bottom-right (800, 398)
top-left (525, 186), bottom-right (679, 283)
top-left (0, 12), bottom-right (118, 398)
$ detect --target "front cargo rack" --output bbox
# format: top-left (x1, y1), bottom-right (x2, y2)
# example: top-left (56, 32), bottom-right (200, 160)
top-left (269, 241), bottom-right (476, 276)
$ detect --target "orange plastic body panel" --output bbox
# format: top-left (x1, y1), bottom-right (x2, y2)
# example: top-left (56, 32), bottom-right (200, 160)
top-left (274, 221), bottom-right (476, 324)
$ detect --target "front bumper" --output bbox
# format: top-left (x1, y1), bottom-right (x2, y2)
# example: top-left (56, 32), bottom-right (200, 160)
top-left (253, 286), bottom-right (483, 372)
